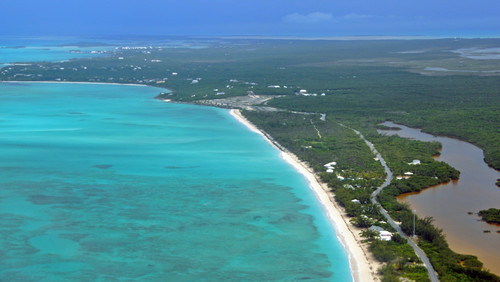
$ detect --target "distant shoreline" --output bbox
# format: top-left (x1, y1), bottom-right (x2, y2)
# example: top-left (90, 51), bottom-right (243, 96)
top-left (0, 80), bottom-right (149, 87)
top-left (229, 109), bottom-right (379, 282)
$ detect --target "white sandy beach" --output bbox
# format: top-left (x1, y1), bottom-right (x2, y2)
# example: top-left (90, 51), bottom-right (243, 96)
top-left (230, 109), bottom-right (380, 282)
top-left (0, 79), bottom-right (379, 279)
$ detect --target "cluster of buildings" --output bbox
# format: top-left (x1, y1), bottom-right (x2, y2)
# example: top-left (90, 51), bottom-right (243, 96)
top-left (296, 89), bottom-right (326, 97)
top-left (395, 160), bottom-right (420, 180)
top-left (324, 161), bottom-right (337, 173)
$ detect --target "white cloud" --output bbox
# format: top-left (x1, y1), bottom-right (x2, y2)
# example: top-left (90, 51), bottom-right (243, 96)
top-left (283, 12), bottom-right (333, 24)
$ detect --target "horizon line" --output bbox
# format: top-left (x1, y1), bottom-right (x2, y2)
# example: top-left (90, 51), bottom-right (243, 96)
top-left (1, 34), bottom-right (500, 41)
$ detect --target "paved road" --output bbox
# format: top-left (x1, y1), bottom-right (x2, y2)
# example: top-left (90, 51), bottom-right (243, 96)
top-left (349, 127), bottom-right (440, 282)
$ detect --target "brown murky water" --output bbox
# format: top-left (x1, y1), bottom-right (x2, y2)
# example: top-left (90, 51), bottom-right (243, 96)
top-left (378, 121), bottom-right (500, 275)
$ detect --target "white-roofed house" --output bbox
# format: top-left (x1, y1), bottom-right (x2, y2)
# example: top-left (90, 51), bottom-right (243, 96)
top-left (369, 226), bottom-right (393, 241)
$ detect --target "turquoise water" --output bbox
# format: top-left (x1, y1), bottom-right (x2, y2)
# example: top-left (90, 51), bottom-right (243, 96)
top-left (0, 38), bottom-right (113, 67)
top-left (0, 46), bottom-right (111, 65)
top-left (0, 82), bottom-right (351, 281)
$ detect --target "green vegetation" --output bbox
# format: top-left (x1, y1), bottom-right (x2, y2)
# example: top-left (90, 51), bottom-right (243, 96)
top-left (244, 111), bottom-right (432, 280)
top-left (246, 109), bottom-right (498, 280)
top-left (370, 236), bottom-right (430, 282)
top-left (478, 208), bottom-right (500, 224)
top-left (372, 135), bottom-right (498, 280)
top-left (373, 135), bottom-right (460, 210)
top-left (3, 38), bottom-right (499, 169)
top-left (3, 38), bottom-right (499, 281)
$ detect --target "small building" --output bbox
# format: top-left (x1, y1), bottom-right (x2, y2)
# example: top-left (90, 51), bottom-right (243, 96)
top-left (299, 89), bottom-right (307, 94)
top-left (369, 226), bottom-right (393, 241)
top-left (326, 169), bottom-right (334, 173)
top-left (379, 231), bottom-right (393, 241)
top-left (369, 226), bottom-right (384, 233)
top-left (408, 159), bottom-right (421, 165)
top-left (404, 172), bottom-right (414, 176)
top-left (324, 161), bottom-right (337, 170)
top-left (351, 199), bottom-right (361, 204)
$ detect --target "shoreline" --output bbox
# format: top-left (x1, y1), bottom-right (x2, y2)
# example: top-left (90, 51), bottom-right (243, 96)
top-left (229, 109), bottom-right (380, 282)
top-left (0, 80), bottom-right (379, 279)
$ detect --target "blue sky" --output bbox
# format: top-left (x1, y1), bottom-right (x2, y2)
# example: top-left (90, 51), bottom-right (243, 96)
top-left (2, 0), bottom-right (499, 37)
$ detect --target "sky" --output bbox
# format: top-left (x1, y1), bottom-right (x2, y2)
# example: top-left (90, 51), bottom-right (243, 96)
top-left (2, 0), bottom-right (499, 37)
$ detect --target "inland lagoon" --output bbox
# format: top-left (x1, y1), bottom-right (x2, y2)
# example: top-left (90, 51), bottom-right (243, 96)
top-left (378, 121), bottom-right (500, 275)
top-left (0, 82), bottom-right (352, 280)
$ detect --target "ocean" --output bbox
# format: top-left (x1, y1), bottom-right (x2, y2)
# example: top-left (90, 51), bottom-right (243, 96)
top-left (0, 37), bottom-right (113, 68)
top-left (0, 42), bottom-right (351, 281)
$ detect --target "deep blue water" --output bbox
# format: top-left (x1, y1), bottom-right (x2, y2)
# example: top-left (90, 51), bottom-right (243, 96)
top-left (0, 82), bottom-right (351, 281)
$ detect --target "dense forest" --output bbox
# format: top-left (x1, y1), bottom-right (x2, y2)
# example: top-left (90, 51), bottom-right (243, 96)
top-left (3, 39), bottom-right (499, 169)
top-left (244, 110), bottom-right (498, 281)
top-left (3, 38), bottom-right (499, 281)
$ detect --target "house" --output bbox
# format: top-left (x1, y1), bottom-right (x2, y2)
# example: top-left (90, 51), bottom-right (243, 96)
top-left (369, 225), bottom-right (384, 232)
top-left (379, 231), bottom-right (393, 241)
top-left (408, 159), bottom-right (421, 165)
top-left (326, 169), bottom-right (334, 173)
top-left (324, 161), bottom-right (337, 168)
top-left (369, 226), bottom-right (393, 241)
